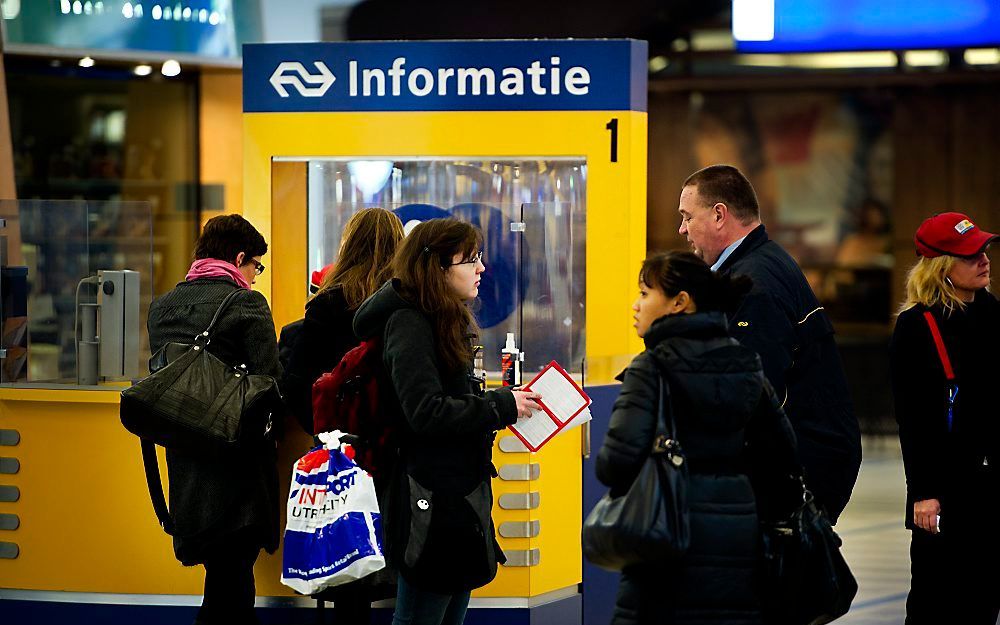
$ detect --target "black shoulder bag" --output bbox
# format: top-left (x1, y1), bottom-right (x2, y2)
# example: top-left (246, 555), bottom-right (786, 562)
top-left (761, 478), bottom-right (858, 625)
top-left (120, 289), bottom-right (282, 533)
top-left (582, 374), bottom-right (690, 571)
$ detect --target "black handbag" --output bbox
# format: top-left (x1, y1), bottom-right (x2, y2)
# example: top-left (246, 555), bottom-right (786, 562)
top-left (121, 289), bottom-right (282, 534)
top-left (120, 288), bottom-right (281, 455)
top-left (582, 375), bottom-right (690, 571)
top-left (761, 483), bottom-right (859, 625)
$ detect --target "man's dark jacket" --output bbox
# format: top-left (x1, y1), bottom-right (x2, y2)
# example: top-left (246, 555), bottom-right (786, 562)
top-left (147, 277), bottom-right (282, 565)
top-left (718, 225), bottom-right (861, 523)
top-left (596, 312), bottom-right (801, 625)
top-left (353, 280), bottom-right (517, 593)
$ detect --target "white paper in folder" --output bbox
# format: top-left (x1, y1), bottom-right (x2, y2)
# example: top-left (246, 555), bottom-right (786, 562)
top-left (507, 360), bottom-right (591, 452)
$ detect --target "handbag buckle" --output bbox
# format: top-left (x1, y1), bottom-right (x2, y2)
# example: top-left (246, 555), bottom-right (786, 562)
top-left (652, 435), bottom-right (685, 466)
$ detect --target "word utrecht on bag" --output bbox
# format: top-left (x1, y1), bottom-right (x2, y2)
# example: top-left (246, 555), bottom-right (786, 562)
top-left (282, 430), bottom-right (386, 595)
top-left (120, 289), bottom-right (281, 456)
top-left (582, 375), bottom-right (690, 571)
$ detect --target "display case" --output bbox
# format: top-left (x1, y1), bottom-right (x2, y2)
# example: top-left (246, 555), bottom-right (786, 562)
top-left (0, 199), bottom-right (153, 387)
top-left (303, 158), bottom-right (586, 383)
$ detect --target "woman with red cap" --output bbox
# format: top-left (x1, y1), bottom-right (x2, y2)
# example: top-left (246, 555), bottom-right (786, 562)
top-left (890, 212), bottom-right (999, 624)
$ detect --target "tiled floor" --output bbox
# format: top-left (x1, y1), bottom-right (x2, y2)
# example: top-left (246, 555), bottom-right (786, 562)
top-left (835, 437), bottom-right (911, 625)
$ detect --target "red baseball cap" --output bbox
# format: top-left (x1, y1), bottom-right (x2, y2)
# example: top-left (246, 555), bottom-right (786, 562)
top-left (914, 212), bottom-right (998, 258)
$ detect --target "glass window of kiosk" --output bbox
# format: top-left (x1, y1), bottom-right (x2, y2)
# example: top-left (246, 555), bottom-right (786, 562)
top-left (0, 199), bottom-right (153, 387)
top-left (289, 158), bottom-right (587, 384)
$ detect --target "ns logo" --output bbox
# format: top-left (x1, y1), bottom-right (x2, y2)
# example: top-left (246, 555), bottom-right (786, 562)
top-left (269, 61), bottom-right (336, 98)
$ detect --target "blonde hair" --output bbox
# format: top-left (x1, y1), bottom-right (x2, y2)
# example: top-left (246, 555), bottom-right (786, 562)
top-left (899, 255), bottom-right (967, 316)
top-left (316, 208), bottom-right (405, 309)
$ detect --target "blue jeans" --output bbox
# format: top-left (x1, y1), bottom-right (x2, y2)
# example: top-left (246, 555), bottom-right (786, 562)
top-left (391, 574), bottom-right (471, 625)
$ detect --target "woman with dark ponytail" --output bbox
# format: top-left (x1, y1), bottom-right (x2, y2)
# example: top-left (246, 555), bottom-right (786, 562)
top-left (595, 251), bottom-right (802, 625)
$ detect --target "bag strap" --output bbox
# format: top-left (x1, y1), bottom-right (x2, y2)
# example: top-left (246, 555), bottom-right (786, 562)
top-left (922, 310), bottom-right (955, 381)
top-left (656, 375), bottom-right (678, 441)
top-left (140, 439), bottom-right (174, 535)
top-left (198, 288), bottom-right (245, 343)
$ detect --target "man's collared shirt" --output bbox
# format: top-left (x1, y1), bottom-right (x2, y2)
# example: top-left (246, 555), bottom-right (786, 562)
top-left (710, 235), bottom-right (748, 272)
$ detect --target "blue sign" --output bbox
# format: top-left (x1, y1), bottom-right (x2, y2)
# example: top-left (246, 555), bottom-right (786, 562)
top-left (2, 0), bottom-right (261, 61)
top-left (734, 0), bottom-right (1000, 52)
top-left (243, 40), bottom-right (647, 113)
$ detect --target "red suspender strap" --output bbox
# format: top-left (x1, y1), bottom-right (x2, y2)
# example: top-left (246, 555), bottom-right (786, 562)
top-left (922, 311), bottom-right (955, 381)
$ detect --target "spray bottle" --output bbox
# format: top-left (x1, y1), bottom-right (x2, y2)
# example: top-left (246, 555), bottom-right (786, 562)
top-left (501, 332), bottom-right (521, 387)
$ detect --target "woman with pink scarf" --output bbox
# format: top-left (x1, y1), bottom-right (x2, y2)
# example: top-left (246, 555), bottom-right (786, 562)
top-left (147, 214), bottom-right (281, 625)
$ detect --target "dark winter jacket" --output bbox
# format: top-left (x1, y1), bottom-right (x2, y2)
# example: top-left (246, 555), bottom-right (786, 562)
top-left (596, 312), bottom-right (801, 625)
top-left (353, 279), bottom-right (517, 593)
top-left (281, 287), bottom-right (359, 434)
top-left (147, 277), bottom-right (282, 565)
top-left (718, 224), bottom-right (861, 523)
top-left (890, 290), bottom-right (999, 531)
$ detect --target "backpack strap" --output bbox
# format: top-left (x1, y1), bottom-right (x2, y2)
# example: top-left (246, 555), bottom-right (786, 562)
top-left (922, 311), bottom-right (955, 381)
top-left (140, 439), bottom-right (174, 535)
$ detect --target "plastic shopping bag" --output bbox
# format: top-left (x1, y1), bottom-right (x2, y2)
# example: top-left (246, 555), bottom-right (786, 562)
top-left (281, 430), bottom-right (386, 595)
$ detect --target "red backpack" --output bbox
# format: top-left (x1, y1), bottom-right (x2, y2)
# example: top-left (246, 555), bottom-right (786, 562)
top-left (311, 339), bottom-right (395, 479)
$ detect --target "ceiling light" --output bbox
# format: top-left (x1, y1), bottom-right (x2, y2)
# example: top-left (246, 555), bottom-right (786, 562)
top-left (904, 50), bottom-right (946, 67)
top-left (648, 56), bottom-right (669, 73)
top-left (737, 51), bottom-right (898, 69)
top-left (78, 56), bottom-right (95, 68)
top-left (133, 64), bottom-right (152, 76)
top-left (161, 59), bottom-right (181, 77)
top-left (965, 48), bottom-right (1000, 65)
top-left (691, 29), bottom-right (734, 52)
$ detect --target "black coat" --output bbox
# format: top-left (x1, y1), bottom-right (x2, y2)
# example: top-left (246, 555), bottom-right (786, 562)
top-left (889, 291), bottom-right (999, 531)
top-left (147, 277), bottom-right (283, 565)
top-left (596, 312), bottom-right (801, 625)
top-left (280, 287), bottom-right (359, 434)
top-left (353, 279), bottom-right (517, 592)
top-left (718, 224), bottom-right (861, 523)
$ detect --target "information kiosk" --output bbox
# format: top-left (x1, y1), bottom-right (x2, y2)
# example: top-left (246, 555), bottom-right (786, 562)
top-left (242, 39), bottom-right (648, 623)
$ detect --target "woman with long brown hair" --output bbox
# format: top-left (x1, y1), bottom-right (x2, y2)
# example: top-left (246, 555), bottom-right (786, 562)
top-left (283, 207), bottom-right (405, 432)
top-left (282, 207), bottom-right (405, 624)
top-left (890, 212), bottom-right (998, 624)
top-left (353, 218), bottom-right (541, 625)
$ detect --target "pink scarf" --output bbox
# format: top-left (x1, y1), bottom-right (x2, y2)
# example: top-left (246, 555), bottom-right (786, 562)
top-left (185, 258), bottom-right (251, 289)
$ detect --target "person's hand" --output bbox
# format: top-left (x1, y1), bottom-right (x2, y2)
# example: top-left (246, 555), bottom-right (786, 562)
top-left (914, 499), bottom-right (941, 534)
top-left (512, 391), bottom-right (543, 418)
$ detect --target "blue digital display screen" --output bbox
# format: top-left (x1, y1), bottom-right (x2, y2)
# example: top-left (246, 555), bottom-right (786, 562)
top-left (734, 0), bottom-right (1000, 52)
top-left (2, 0), bottom-right (261, 60)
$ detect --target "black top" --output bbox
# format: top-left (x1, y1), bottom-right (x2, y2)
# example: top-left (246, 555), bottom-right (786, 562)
top-left (147, 277), bottom-right (282, 564)
top-left (595, 312), bottom-right (801, 625)
top-left (890, 290), bottom-right (999, 528)
top-left (353, 279), bottom-right (517, 494)
top-left (718, 224), bottom-right (861, 523)
top-left (281, 287), bottom-right (360, 434)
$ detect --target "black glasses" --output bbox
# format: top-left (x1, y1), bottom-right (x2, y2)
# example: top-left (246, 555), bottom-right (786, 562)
top-left (248, 258), bottom-right (265, 275)
top-left (445, 250), bottom-right (485, 267)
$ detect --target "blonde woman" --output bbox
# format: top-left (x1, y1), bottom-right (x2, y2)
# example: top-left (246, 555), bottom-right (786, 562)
top-left (889, 212), bottom-right (999, 625)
